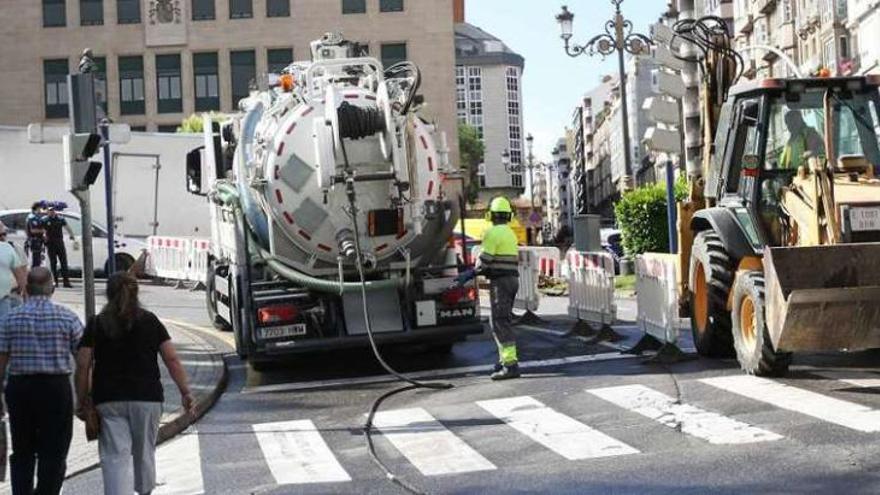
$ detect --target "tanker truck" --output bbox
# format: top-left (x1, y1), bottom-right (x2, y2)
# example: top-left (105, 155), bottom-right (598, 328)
top-left (184, 33), bottom-right (483, 369)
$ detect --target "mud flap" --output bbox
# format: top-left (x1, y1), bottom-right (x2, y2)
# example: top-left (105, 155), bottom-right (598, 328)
top-left (764, 243), bottom-right (880, 352)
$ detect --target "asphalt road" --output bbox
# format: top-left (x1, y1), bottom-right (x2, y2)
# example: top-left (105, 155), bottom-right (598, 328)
top-left (62, 283), bottom-right (880, 494)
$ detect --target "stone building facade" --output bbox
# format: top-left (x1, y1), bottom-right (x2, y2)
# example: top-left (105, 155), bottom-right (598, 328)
top-left (0, 0), bottom-right (459, 161)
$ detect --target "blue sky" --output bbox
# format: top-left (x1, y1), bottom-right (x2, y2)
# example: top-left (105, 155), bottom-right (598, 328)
top-left (466, 0), bottom-right (663, 161)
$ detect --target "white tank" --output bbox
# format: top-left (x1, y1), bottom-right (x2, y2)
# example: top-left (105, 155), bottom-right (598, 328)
top-left (232, 33), bottom-right (457, 276)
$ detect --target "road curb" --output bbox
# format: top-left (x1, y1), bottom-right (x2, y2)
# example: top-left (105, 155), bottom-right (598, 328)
top-left (63, 323), bottom-right (228, 480)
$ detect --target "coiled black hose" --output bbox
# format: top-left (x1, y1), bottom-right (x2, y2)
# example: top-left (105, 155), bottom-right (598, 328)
top-left (337, 101), bottom-right (386, 140)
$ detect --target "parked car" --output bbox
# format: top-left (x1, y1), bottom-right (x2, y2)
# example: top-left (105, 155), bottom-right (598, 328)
top-left (0, 209), bottom-right (147, 275)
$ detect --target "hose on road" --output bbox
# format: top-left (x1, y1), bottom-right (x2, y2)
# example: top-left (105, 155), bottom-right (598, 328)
top-left (340, 137), bottom-right (452, 495)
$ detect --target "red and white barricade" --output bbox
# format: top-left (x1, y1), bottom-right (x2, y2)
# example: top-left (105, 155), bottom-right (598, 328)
top-left (147, 236), bottom-right (211, 284)
top-left (567, 250), bottom-right (616, 326)
top-left (635, 253), bottom-right (680, 344)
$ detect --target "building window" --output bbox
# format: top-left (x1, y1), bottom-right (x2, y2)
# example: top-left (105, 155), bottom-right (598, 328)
top-left (839, 35), bottom-right (849, 59)
top-left (835, 0), bottom-right (846, 18)
top-left (380, 0), bottom-right (403, 12)
top-left (266, 0), bottom-right (289, 17)
top-left (380, 43), bottom-right (407, 68)
top-left (117, 0), bottom-right (140, 23)
top-left (92, 56), bottom-right (108, 115)
top-left (229, 0), bottom-right (252, 18)
top-left (823, 39), bottom-right (834, 69)
top-left (80, 0), bottom-right (104, 25)
top-left (156, 54), bottom-right (182, 114)
top-left (455, 66), bottom-right (484, 136)
top-left (192, 0), bottom-right (215, 20)
top-left (506, 66), bottom-right (523, 180)
top-left (478, 163), bottom-right (486, 188)
top-left (130, 126), bottom-right (146, 131)
top-left (511, 173), bottom-right (523, 188)
top-left (43, 0), bottom-right (66, 27)
top-left (193, 52), bottom-right (220, 111)
top-left (342, 0), bottom-right (365, 14)
top-left (267, 48), bottom-right (293, 73)
top-left (119, 55), bottom-right (145, 115)
top-left (157, 125), bottom-right (178, 133)
top-left (44, 59), bottom-right (69, 119)
top-left (781, 0), bottom-right (792, 23)
top-left (455, 66), bottom-right (467, 123)
top-left (231, 50), bottom-right (256, 107)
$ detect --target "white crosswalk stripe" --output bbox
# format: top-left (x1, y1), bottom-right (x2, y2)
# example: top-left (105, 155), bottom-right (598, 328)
top-left (701, 375), bottom-right (880, 433)
top-left (252, 419), bottom-right (351, 484)
top-left (811, 370), bottom-right (880, 389)
top-left (371, 408), bottom-right (497, 476)
top-left (587, 384), bottom-right (783, 444)
top-left (476, 395), bottom-right (639, 460)
top-left (154, 431), bottom-right (205, 495)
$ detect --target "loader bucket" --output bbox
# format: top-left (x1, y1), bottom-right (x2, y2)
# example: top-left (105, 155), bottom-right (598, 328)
top-left (763, 243), bottom-right (880, 352)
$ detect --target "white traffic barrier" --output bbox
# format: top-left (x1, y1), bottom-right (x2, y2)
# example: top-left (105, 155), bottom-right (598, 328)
top-left (635, 253), bottom-right (680, 344)
top-left (187, 238), bottom-right (211, 284)
top-left (567, 250), bottom-right (616, 327)
top-left (531, 247), bottom-right (562, 278)
top-left (147, 236), bottom-right (190, 280)
top-left (147, 236), bottom-right (211, 283)
top-left (515, 248), bottom-right (541, 312)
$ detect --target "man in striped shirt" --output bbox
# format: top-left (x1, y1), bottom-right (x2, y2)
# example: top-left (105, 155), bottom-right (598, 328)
top-left (0, 267), bottom-right (83, 495)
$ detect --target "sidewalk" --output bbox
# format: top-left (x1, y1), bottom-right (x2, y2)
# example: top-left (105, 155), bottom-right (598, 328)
top-left (0, 290), bottom-right (228, 486)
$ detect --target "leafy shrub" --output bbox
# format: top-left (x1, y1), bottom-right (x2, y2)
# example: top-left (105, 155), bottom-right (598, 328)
top-left (614, 178), bottom-right (687, 257)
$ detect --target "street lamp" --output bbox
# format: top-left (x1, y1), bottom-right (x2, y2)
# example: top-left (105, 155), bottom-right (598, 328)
top-left (500, 134), bottom-right (542, 244)
top-left (556, 2), bottom-right (651, 190)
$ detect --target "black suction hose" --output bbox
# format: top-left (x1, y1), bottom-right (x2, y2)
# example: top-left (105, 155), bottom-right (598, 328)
top-left (339, 137), bottom-right (452, 495)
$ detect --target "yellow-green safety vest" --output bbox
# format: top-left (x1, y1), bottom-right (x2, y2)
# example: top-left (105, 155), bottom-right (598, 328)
top-left (479, 224), bottom-right (519, 278)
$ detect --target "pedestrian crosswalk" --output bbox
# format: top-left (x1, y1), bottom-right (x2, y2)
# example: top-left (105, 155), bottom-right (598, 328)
top-left (52, 370), bottom-right (880, 494)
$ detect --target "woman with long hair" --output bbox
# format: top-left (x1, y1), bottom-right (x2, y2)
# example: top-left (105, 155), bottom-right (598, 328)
top-left (74, 272), bottom-right (195, 495)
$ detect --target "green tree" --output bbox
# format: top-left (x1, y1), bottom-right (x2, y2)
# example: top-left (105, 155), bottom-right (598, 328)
top-left (458, 123), bottom-right (484, 205)
top-left (177, 113), bottom-right (204, 134)
top-left (614, 177), bottom-right (687, 256)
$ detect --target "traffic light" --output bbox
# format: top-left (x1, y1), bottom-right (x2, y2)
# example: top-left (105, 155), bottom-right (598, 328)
top-left (63, 132), bottom-right (102, 192)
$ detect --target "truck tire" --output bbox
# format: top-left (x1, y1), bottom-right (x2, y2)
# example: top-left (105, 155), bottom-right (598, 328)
top-left (731, 271), bottom-right (792, 376)
top-left (689, 231), bottom-right (735, 357)
top-left (206, 263), bottom-right (232, 332)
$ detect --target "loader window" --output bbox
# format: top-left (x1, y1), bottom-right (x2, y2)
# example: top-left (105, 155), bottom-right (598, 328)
top-left (725, 98), bottom-right (761, 194)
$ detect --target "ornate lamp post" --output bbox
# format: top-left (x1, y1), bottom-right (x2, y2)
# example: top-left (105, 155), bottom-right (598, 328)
top-left (556, 2), bottom-right (651, 189)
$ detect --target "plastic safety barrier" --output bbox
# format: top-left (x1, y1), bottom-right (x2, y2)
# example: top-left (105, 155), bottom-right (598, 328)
top-left (635, 253), bottom-right (680, 344)
top-left (567, 250), bottom-right (616, 327)
top-left (146, 236), bottom-right (211, 284)
top-left (515, 248), bottom-right (541, 312)
top-left (530, 247), bottom-right (562, 278)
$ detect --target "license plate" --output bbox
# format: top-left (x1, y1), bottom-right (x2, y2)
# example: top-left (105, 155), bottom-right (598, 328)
top-left (849, 207), bottom-right (880, 232)
top-left (260, 324), bottom-right (307, 340)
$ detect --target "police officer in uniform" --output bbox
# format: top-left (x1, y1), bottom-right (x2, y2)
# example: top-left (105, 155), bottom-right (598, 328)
top-left (25, 202), bottom-right (46, 268)
top-left (457, 196), bottom-right (521, 380)
top-left (43, 207), bottom-right (76, 288)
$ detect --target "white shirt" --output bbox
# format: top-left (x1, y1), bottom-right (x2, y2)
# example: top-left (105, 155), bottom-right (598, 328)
top-left (0, 241), bottom-right (24, 298)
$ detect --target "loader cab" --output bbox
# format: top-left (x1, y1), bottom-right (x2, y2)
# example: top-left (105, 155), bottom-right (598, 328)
top-left (715, 77), bottom-right (880, 247)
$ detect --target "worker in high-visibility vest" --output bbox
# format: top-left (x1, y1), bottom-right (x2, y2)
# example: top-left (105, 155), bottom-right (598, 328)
top-left (455, 196), bottom-right (521, 380)
top-left (778, 110), bottom-right (825, 169)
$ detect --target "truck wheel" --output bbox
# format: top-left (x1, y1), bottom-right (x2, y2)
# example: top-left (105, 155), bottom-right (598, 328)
top-left (206, 263), bottom-right (232, 332)
top-left (731, 271), bottom-right (791, 376)
top-left (689, 231), bottom-right (735, 357)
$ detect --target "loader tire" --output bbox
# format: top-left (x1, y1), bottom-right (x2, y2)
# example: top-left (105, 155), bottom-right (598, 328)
top-left (731, 271), bottom-right (792, 376)
top-left (689, 231), bottom-right (735, 358)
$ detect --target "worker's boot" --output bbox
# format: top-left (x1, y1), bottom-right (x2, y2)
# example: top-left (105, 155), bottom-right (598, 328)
top-left (490, 363), bottom-right (520, 381)
top-left (63, 279), bottom-right (73, 288)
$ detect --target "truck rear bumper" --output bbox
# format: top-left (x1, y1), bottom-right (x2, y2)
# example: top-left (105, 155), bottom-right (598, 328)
top-left (253, 321), bottom-right (485, 356)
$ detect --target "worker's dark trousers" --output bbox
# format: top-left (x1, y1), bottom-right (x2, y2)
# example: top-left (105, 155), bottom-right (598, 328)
top-left (28, 239), bottom-right (43, 268)
top-left (46, 242), bottom-right (69, 285)
top-left (489, 275), bottom-right (519, 364)
top-left (5, 375), bottom-right (73, 495)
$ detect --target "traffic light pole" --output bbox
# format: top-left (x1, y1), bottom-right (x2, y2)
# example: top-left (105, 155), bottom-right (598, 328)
top-left (100, 120), bottom-right (116, 274)
top-left (73, 189), bottom-right (96, 321)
